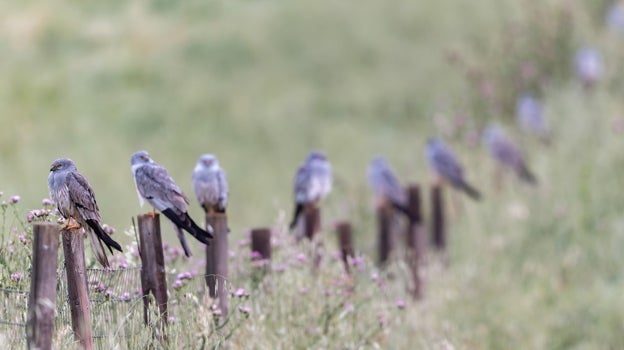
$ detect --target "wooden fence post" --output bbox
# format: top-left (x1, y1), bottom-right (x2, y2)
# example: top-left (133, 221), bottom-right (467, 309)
top-left (431, 185), bottom-right (446, 251)
top-left (61, 227), bottom-right (94, 350)
top-left (406, 185), bottom-right (424, 299)
top-left (301, 204), bottom-right (321, 240)
top-left (27, 223), bottom-right (59, 350)
top-left (250, 228), bottom-right (271, 261)
top-left (137, 213), bottom-right (168, 338)
top-left (205, 213), bottom-right (229, 317)
top-left (335, 222), bottom-right (354, 274)
top-left (377, 205), bottom-right (393, 266)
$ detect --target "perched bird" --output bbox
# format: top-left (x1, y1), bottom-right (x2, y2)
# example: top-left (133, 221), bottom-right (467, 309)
top-left (131, 151), bottom-right (213, 257)
top-left (574, 47), bottom-right (602, 89)
top-left (192, 154), bottom-right (228, 214)
top-left (426, 138), bottom-right (481, 200)
top-left (367, 156), bottom-right (414, 220)
top-left (516, 93), bottom-right (550, 142)
top-left (289, 151), bottom-right (333, 230)
top-left (483, 124), bottom-right (537, 185)
top-left (607, 2), bottom-right (624, 34)
top-left (48, 158), bottom-right (122, 268)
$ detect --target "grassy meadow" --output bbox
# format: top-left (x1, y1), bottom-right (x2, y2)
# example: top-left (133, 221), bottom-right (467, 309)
top-left (1, 0), bottom-right (624, 348)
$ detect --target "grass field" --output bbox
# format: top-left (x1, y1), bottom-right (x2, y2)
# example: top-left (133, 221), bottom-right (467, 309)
top-left (1, 0), bottom-right (624, 348)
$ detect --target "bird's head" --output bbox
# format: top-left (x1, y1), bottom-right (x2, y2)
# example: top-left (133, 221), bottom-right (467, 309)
top-left (130, 150), bottom-right (153, 166)
top-left (426, 137), bottom-right (442, 148)
top-left (306, 150), bottom-right (327, 162)
top-left (370, 155), bottom-right (387, 169)
top-left (198, 154), bottom-right (218, 168)
top-left (50, 158), bottom-right (76, 172)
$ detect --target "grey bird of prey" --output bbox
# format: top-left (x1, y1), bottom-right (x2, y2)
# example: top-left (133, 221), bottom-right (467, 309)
top-left (367, 156), bottom-right (414, 220)
top-left (192, 154), bottom-right (228, 214)
top-left (516, 94), bottom-right (550, 142)
top-left (131, 151), bottom-right (213, 257)
top-left (48, 158), bottom-right (122, 268)
top-left (426, 138), bottom-right (481, 200)
top-left (483, 124), bottom-right (537, 185)
top-left (574, 47), bottom-right (602, 89)
top-left (289, 151), bottom-right (332, 230)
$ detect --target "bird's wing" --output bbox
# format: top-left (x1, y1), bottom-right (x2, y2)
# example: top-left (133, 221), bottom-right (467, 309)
top-left (67, 171), bottom-right (102, 222)
top-left (217, 168), bottom-right (228, 210)
top-left (293, 164), bottom-right (311, 203)
top-left (492, 138), bottom-right (523, 168)
top-left (380, 167), bottom-right (405, 204)
top-left (136, 165), bottom-right (188, 213)
top-left (433, 148), bottom-right (464, 184)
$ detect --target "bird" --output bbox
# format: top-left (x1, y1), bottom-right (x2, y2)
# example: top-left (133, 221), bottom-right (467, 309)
top-left (426, 137), bottom-right (481, 200)
top-left (130, 150), bottom-right (213, 257)
top-left (607, 2), bottom-right (624, 35)
top-left (516, 93), bottom-right (550, 142)
top-left (367, 156), bottom-right (415, 220)
top-left (48, 158), bottom-right (122, 268)
top-left (574, 47), bottom-right (602, 89)
top-left (192, 154), bottom-right (228, 214)
top-left (483, 124), bottom-right (537, 185)
top-left (289, 151), bottom-right (333, 230)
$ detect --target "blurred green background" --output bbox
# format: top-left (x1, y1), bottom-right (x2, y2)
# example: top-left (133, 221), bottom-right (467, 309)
top-left (2, 0), bottom-right (624, 347)
top-left (0, 0), bottom-right (482, 242)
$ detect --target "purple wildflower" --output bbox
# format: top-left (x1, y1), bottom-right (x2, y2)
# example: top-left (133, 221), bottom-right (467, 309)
top-left (238, 306), bottom-right (251, 316)
top-left (10, 195), bottom-right (20, 204)
top-left (234, 288), bottom-right (246, 298)
top-left (172, 279), bottom-right (183, 290)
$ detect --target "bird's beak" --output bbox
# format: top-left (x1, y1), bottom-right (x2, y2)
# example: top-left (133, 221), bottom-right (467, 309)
top-left (50, 164), bottom-right (58, 171)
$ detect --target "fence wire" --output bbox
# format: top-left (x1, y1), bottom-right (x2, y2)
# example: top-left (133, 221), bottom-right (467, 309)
top-left (0, 265), bottom-right (219, 347)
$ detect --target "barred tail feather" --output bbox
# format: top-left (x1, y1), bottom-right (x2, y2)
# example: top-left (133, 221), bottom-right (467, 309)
top-left (174, 225), bottom-right (193, 257)
top-left (390, 201), bottom-right (418, 222)
top-left (518, 164), bottom-right (538, 185)
top-left (86, 229), bottom-right (110, 268)
top-left (161, 208), bottom-right (212, 245)
top-left (289, 203), bottom-right (303, 230)
top-left (86, 219), bottom-right (123, 254)
top-left (458, 181), bottom-right (481, 201)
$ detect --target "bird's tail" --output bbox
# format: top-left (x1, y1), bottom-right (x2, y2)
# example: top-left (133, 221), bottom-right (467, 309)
top-left (86, 230), bottom-right (110, 268)
top-left (174, 225), bottom-right (193, 257)
top-left (517, 164), bottom-right (538, 185)
top-left (161, 208), bottom-right (213, 245)
top-left (86, 219), bottom-right (123, 253)
top-left (85, 220), bottom-right (123, 268)
top-left (457, 181), bottom-right (482, 201)
top-left (390, 201), bottom-right (418, 222)
top-left (289, 203), bottom-right (303, 230)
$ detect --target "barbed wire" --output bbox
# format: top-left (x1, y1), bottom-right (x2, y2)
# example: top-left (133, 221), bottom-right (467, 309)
top-left (0, 287), bottom-right (28, 295)
top-left (0, 264), bottom-right (224, 346)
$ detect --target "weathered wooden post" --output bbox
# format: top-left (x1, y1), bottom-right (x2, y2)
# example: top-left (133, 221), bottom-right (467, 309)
top-left (377, 205), bottom-right (393, 266)
top-left (250, 228), bottom-right (271, 286)
top-left (61, 226), bottom-right (94, 350)
top-left (250, 228), bottom-right (271, 261)
top-left (335, 221), bottom-right (354, 274)
top-left (302, 204), bottom-right (321, 240)
top-left (406, 185), bottom-right (424, 299)
top-left (431, 185), bottom-right (445, 251)
top-left (137, 213), bottom-right (168, 338)
top-left (26, 223), bottom-right (59, 350)
top-left (205, 213), bottom-right (229, 317)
